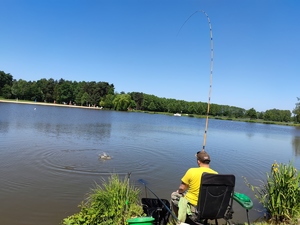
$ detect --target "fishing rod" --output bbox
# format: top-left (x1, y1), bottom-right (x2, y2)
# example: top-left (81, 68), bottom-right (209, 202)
top-left (201, 10), bottom-right (214, 153)
top-left (136, 12), bottom-right (215, 225)
top-left (178, 10), bottom-right (214, 153)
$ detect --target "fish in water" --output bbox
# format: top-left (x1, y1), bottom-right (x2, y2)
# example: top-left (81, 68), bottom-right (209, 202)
top-left (99, 152), bottom-right (111, 160)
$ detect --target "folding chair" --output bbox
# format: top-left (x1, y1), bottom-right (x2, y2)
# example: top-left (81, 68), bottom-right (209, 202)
top-left (186, 173), bottom-right (235, 225)
top-left (142, 198), bottom-right (170, 225)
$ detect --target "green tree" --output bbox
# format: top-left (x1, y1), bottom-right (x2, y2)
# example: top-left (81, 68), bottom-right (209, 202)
top-left (246, 108), bottom-right (257, 120)
top-left (29, 81), bottom-right (43, 101)
top-left (74, 81), bottom-right (85, 105)
top-left (174, 101), bottom-right (184, 114)
top-left (2, 84), bottom-right (12, 99)
top-left (148, 101), bottom-right (157, 111)
top-left (264, 109), bottom-right (291, 122)
top-left (11, 79), bottom-right (31, 100)
top-left (231, 107), bottom-right (245, 118)
top-left (113, 94), bottom-right (131, 111)
top-left (129, 100), bottom-right (136, 110)
top-left (53, 79), bottom-right (74, 104)
top-left (293, 97), bottom-right (300, 123)
top-left (141, 94), bottom-right (151, 111)
top-left (212, 104), bottom-right (223, 116)
top-left (130, 92), bottom-right (144, 110)
top-left (222, 105), bottom-right (231, 117)
top-left (167, 102), bottom-right (175, 113)
top-left (41, 78), bottom-right (56, 103)
top-left (0, 71), bottom-right (13, 95)
top-left (187, 104), bottom-right (196, 114)
top-left (195, 103), bottom-right (205, 115)
top-left (280, 110), bottom-right (291, 122)
top-left (36, 78), bottom-right (47, 101)
top-left (258, 111), bottom-right (264, 119)
top-left (81, 92), bottom-right (89, 106)
top-left (60, 80), bottom-right (73, 104)
top-left (100, 94), bottom-right (115, 109)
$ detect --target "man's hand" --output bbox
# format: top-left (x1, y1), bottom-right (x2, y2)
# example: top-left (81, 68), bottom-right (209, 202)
top-left (176, 190), bottom-right (184, 196)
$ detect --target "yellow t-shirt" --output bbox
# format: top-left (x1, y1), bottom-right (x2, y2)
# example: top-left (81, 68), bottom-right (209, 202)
top-left (181, 167), bottom-right (218, 206)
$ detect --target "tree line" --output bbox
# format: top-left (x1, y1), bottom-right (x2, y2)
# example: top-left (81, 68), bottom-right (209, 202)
top-left (1, 70), bottom-right (299, 123)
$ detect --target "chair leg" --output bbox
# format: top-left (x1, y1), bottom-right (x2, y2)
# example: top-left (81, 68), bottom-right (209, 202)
top-left (246, 209), bottom-right (250, 225)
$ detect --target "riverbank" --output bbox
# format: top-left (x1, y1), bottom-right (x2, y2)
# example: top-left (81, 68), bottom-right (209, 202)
top-left (1, 99), bottom-right (299, 127)
top-left (136, 110), bottom-right (300, 127)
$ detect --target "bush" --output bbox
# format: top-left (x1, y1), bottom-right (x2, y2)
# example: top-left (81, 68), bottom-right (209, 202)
top-left (244, 161), bottom-right (300, 223)
top-left (62, 174), bottom-right (144, 225)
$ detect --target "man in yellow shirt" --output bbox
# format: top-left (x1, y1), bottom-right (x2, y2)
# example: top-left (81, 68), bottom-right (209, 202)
top-left (168, 151), bottom-right (218, 224)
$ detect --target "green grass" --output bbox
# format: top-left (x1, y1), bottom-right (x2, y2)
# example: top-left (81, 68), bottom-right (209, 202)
top-left (61, 174), bottom-right (144, 225)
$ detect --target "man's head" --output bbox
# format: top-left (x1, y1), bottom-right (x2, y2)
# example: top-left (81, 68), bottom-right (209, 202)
top-left (196, 150), bottom-right (211, 164)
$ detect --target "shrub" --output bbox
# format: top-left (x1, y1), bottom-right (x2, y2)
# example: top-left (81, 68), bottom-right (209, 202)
top-left (62, 174), bottom-right (144, 225)
top-left (244, 161), bottom-right (300, 223)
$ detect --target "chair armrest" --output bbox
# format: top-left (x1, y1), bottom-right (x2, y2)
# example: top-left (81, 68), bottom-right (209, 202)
top-left (233, 192), bottom-right (253, 210)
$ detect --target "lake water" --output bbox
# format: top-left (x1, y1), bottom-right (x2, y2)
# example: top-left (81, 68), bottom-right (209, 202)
top-left (0, 102), bottom-right (300, 225)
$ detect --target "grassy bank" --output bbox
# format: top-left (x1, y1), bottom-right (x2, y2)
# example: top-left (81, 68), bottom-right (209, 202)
top-left (135, 110), bottom-right (300, 127)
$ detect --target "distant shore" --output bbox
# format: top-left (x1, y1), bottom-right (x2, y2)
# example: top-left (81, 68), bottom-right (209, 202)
top-left (0, 99), bottom-right (102, 110)
top-left (1, 99), bottom-right (299, 127)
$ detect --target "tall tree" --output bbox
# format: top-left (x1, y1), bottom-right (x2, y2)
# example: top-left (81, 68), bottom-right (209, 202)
top-left (100, 94), bottom-right (115, 109)
top-left (0, 71), bottom-right (13, 96)
top-left (148, 101), bottom-right (157, 111)
top-left (264, 109), bottom-right (291, 122)
top-left (293, 97), bottom-right (300, 123)
top-left (29, 81), bottom-right (43, 101)
top-left (81, 92), bottom-right (89, 106)
top-left (2, 84), bottom-right (12, 99)
top-left (246, 108), bottom-right (257, 120)
top-left (11, 79), bottom-right (30, 100)
top-left (130, 92), bottom-right (144, 110)
top-left (113, 94), bottom-right (131, 111)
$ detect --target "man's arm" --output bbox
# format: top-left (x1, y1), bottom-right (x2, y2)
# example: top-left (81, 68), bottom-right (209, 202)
top-left (178, 182), bottom-right (188, 194)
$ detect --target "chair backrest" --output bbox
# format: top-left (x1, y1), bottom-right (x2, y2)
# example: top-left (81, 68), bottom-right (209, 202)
top-left (196, 173), bottom-right (235, 221)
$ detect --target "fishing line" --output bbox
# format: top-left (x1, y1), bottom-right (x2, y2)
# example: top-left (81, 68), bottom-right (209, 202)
top-left (178, 11), bottom-right (214, 152)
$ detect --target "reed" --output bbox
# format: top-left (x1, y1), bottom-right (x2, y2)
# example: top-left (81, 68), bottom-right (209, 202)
top-left (245, 161), bottom-right (300, 224)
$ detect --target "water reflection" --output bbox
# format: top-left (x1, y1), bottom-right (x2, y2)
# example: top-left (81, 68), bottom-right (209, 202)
top-left (246, 132), bottom-right (254, 138)
top-left (0, 121), bottom-right (9, 133)
top-left (34, 122), bottom-right (112, 140)
top-left (292, 136), bottom-right (300, 157)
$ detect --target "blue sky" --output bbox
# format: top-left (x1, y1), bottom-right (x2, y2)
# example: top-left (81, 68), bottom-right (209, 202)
top-left (1, 0), bottom-right (299, 112)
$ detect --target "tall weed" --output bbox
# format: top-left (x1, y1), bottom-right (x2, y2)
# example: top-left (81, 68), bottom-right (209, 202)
top-left (244, 161), bottom-right (300, 223)
top-left (62, 174), bottom-right (144, 225)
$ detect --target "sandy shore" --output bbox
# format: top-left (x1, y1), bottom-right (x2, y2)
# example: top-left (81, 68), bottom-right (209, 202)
top-left (0, 99), bottom-right (102, 110)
